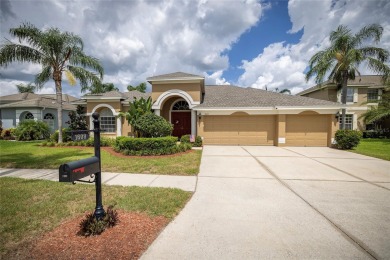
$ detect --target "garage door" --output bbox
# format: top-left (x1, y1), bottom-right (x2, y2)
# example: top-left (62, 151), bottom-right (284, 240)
top-left (201, 115), bottom-right (275, 145)
top-left (286, 115), bottom-right (329, 147)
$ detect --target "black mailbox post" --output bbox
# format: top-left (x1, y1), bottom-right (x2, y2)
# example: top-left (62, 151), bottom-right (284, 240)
top-left (58, 112), bottom-right (105, 219)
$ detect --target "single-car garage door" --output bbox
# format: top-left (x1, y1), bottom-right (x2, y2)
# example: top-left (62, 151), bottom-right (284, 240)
top-left (201, 115), bottom-right (275, 145)
top-left (286, 115), bottom-right (329, 147)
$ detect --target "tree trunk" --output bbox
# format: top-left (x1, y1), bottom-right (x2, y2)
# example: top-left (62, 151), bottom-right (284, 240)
top-left (54, 72), bottom-right (63, 143)
top-left (340, 70), bottom-right (349, 130)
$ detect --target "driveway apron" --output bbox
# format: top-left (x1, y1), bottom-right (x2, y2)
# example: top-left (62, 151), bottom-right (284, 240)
top-left (142, 146), bottom-right (390, 259)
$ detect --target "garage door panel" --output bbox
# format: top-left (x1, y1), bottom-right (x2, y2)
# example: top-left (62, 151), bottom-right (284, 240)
top-left (201, 115), bottom-right (275, 145)
top-left (286, 115), bottom-right (328, 147)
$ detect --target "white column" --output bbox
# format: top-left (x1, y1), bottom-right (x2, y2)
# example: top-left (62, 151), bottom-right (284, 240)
top-left (191, 110), bottom-right (197, 136)
top-left (154, 109), bottom-right (160, 116)
top-left (89, 116), bottom-right (93, 130)
top-left (116, 117), bottom-right (122, 136)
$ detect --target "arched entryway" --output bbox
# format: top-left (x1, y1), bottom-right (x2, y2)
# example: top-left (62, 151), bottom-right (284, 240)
top-left (170, 99), bottom-right (191, 138)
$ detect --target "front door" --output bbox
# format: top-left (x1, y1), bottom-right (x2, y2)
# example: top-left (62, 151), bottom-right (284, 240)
top-left (171, 112), bottom-right (191, 138)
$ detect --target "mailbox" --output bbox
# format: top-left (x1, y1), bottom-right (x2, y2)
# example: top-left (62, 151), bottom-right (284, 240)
top-left (59, 156), bottom-right (100, 182)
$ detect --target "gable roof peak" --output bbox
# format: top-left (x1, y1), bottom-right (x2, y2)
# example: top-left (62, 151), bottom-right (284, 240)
top-left (147, 71), bottom-right (204, 81)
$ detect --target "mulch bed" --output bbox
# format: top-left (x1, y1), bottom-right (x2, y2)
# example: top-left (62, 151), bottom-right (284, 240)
top-left (7, 211), bottom-right (168, 260)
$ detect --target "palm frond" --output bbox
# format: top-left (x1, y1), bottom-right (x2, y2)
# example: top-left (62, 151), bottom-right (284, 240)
top-left (0, 43), bottom-right (42, 67)
top-left (67, 65), bottom-right (101, 92)
top-left (353, 24), bottom-right (383, 46)
top-left (34, 65), bottom-right (52, 88)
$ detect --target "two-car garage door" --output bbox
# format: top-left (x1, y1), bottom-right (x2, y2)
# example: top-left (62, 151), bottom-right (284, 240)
top-left (200, 114), bottom-right (330, 146)
top-left (201, 115), bottom-right (275, 145)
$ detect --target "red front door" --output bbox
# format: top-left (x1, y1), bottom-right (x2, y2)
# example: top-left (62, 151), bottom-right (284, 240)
top-left (171, 112), bottom-right (191, 138)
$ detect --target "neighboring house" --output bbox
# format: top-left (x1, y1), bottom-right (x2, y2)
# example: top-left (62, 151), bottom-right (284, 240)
top-left (0, 93), bottom-right (77, 132)
top-left (297, 75), bottom-right (389, 131)
top-left (77, 72), bottom-right (341, 147)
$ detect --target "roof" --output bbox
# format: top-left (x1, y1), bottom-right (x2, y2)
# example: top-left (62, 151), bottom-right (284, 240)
top-left (79, 90), bottom-right (150, 103)
top-left (0, 96), bottom-right (76, 110)
top-left (297, 75), bottom-right (385, 96)
top-left (194, 85), bottom-right (340, 109)
top-left (147, 72), bottom-right (204, 81)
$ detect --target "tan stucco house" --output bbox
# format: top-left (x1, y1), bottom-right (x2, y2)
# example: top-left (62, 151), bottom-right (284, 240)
top-left (297, 75), bottom-right (389, 131)
top-left (76, 72), bottom-right (342, 147)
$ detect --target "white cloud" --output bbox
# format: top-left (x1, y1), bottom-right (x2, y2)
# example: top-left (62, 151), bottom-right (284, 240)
top-left (205, 70), bottom-right (231, 85)
top-left (1, 0), bottom-right (263, 95)
top-left (239, 0), bottom-right (390, 94)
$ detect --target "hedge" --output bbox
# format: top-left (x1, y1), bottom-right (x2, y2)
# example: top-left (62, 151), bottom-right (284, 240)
top-left (334, 129), bottom-right (362, 150)
top-left (114, 136), bottom-right (191, 156)
top-left (180, 135), bottom-right (202, 147)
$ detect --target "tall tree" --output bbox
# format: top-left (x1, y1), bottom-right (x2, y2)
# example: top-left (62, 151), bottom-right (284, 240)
top-left (361, 91), bottom-right (390, 125)
top-left (305, 24), bottom-right (389, 129)
top-left (0, 22), bottom-right (103, 142)
top-left (127, 82), bottom-right (147, 93)
top-left (16, 83), bottom-right (36, 93)
top-left (118, 97), bottom-right (152, 137)
top-left (87, 82), bottom-right (118, 94)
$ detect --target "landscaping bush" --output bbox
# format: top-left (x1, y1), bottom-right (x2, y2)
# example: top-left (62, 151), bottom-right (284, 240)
top-left (362, 129), bottom-right (390, 139)
top-left (1, 128), bottom-right (16, 140)
top-left (180, 134), bottom-right (203, 147)
top-left (114, 136), bottom-right (191, 156)
top-left (79, 205), bottom-right (119, 236)
top-left (334, 129), bottom-right (362, 150)
top-left (51, 128), bottom-right (72, 143)
top-left (14, 120), bottom-right (50, 141)
top-left (136, 113), bottom-right (173, 138)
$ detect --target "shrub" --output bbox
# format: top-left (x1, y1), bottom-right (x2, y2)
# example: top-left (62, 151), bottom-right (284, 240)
top-left (114, 136), bottom-right (191, 156)
top-left (79, 206), bottom-right (119, 236)
top-left (335, 129), bottom-right (362, 149)
top-left (14, 120), bottom-right (50, 141)
top-left (1, 128), bottom-right (16, 140)
top-left (362, 129), bottom-right (390, 139)
top-left (51, 128), bottom-right (72, 143)
top-left (136, 113), bottom-right (173, 138)
top-left (180, 135), bottom-right (203, 147)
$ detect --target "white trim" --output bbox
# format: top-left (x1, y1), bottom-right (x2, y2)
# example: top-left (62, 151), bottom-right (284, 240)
top-left (353, 88), bottom-right (358, 103)
top-left (191, 110), bottom-right (197, 136)
top-left (278, 137), bottom-right (286, 144)
top-left (154, 109), bottom-right (160, 116)
top-left (152, 89), bottom-right (199, 110)
top-left (91, 103), bottom-right (120, 135)
top-left (82, 97), bottom-right (123, 100)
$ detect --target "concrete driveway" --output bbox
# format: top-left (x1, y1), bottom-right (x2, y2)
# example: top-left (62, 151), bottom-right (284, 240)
top-left (142, 146), bottom-right (390, 259)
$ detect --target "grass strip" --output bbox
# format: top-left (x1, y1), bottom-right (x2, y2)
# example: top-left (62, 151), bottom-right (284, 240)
top-left (0, 177), bottom-right (191, 256)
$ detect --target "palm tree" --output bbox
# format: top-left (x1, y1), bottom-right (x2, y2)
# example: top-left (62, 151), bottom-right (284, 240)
top-left (0, 22), bottom-right (103, 142)
top-left (361, 91), bottom-right (390, 125)
top-left (87, 82), bottom-right (118, 94)
top-left (305, 24), bottom-right (390, 129)
top-left (16, 83), bottom-right (36, 93)
top-left (127, 82), bottom-right (147, 93)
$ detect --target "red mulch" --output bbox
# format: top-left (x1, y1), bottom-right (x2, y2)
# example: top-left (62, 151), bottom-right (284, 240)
top-left (8, 211), bottom-right (168, 260)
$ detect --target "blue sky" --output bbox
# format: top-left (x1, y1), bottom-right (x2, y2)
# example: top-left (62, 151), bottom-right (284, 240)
top-left (0, 0), bottom-right (389, 97)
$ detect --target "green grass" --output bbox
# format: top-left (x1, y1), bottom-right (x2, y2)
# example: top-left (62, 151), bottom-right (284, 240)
top-left (0, 177), bottom-right (191, 256)
top-left (351, 138), bottom-right (390, 161)
top-left (0, 140), bottom-right (201, 175)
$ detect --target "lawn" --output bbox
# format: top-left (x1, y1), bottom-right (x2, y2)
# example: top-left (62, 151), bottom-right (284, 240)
top-left (0, 140), bottom-right (201, 175)
top-left (351, 138), bottom-right (390, 161)
top-left (0, 177), bottom-right (191, 257)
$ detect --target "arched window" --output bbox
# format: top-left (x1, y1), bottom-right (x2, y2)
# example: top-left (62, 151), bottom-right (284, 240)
top-left (100, 108), bottom-right (116, 132)
top-left (25, 112), bottom-right (34, 120)
top-left (44, 113), bottom-right (55, 131)
top-left (172, 100), bottom-right (190, 111)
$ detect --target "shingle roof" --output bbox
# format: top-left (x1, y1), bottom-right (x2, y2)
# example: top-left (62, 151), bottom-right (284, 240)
top-left (0, 96), bottom-right (76, 110)
top-left (0, 93), bottom-right (40, 103)
top-left (147, 72), bottom-right (204, 81)
top-left (80, 90), bottom-right (150, 101)
top-left (297, 75), bottom-right (385, 96)
top-left (194, 85), bottom-right (340, 108)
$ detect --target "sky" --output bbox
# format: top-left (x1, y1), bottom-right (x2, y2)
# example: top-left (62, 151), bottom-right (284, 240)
top-left (1, 0), bottom-right (389, 97)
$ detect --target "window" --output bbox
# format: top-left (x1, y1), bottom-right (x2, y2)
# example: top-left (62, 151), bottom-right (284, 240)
top-left (346, 88), bottom-right (354, 103)
top-left (44, 113), bottom-right (55, 131)
top-left (25, 112), bottom-right (34, 120)
top-left (100, 108), bottom-right (116, 132)
top-left (172, 100), bottom-right (190, 111)
top-left (367, 89), bottom-right (379, 102)
top-left (339, 114), bottom-right (353, 130)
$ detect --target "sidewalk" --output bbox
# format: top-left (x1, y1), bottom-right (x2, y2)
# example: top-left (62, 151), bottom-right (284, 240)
top-left (0, 168), bottom-right (197, 192)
